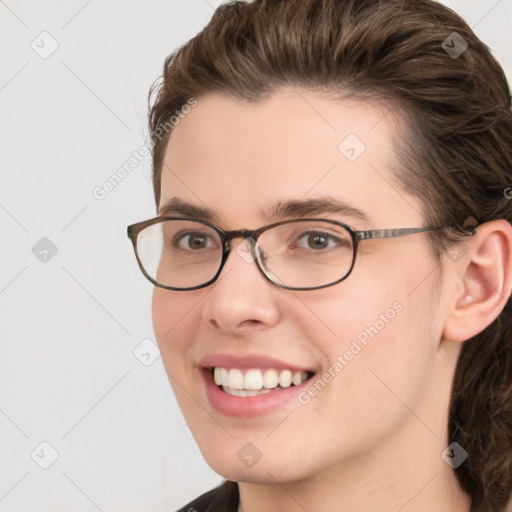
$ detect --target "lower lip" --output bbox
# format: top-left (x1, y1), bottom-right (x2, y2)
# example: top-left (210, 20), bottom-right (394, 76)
top-left (202, 370), bottom-right (314, 418)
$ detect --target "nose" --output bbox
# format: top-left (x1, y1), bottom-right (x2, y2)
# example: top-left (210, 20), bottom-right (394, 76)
top-left (201, 238), bottom-right (281, 335)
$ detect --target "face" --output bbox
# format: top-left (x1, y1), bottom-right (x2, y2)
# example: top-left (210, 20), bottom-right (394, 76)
top-left (152, 88), bottom-right (446, 484)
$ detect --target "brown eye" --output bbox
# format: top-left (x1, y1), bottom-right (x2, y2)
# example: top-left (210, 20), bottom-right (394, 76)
top-left (175, 232), bottom-right (214, 250)
top-left (296, 231), bottom-right (342, 250)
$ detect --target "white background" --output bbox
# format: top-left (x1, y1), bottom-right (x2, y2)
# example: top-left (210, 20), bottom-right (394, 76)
top-left (1, 1), bottom-right (511, 511)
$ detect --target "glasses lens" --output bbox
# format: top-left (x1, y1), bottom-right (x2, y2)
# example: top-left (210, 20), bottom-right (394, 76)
top-left (135, 219), bottom-right (223, 289)
top-left (257, 220), bottom-right (354, 288)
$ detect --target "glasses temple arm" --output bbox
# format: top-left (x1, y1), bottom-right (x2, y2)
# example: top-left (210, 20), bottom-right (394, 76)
top-left (356, 223), bottom-right (477, 241)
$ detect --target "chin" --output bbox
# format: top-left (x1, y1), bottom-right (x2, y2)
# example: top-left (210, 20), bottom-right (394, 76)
top-left (196, 438), bottom-right (317, 484)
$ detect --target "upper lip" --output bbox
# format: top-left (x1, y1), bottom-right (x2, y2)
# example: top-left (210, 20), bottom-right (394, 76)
top-left (199, 353), bottom-right (316, 373)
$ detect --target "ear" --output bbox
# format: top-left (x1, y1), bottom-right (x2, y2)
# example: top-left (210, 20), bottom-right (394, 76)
top-left (443, 219), bottom-right (512, 343)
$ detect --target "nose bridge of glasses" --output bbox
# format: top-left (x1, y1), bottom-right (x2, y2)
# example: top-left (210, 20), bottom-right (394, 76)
top-left (223, 229), bottom-right (258, 250)
top-left (224, 229), bottom-right (262, 263)
top-left (221, 230), bottom-right (267, 269)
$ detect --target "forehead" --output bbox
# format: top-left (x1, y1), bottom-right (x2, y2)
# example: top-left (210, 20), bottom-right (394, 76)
top-left (160, 88), bottom-right (424, 228)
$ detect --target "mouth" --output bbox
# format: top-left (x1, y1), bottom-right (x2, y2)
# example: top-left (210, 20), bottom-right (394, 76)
top-left (209, 367), bottom-right (315, 397)
top-left (199, 354), bottom-right (318, 416)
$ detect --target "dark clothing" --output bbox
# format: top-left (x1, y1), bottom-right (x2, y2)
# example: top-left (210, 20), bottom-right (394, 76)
top-left (177, 481), bottom-right (239, 512)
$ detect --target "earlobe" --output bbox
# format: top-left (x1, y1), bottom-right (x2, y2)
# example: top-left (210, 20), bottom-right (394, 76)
top-left (443, 220), bottom-right (512, 343)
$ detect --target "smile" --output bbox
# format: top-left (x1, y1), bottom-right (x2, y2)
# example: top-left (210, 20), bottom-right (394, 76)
top-left (212, 367), bottom-right (312, 397)
top-left (200, 353), bottom-right (317, 416)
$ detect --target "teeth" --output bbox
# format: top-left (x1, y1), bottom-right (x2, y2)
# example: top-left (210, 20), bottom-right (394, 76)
top-left (224, 387), bottom-right (273, 397)
top-left (279, 369), bottom-right (292, 388)
top-left (244, 369), bottom-right (263, 390)
top-left (228, 369), bottom-right (244, 390)
top-left (293, 371), bottom-right (307, 386)
top-left (214, 367), bottom-right (222, 385)
top-left (212, 367), bottom-right (311, 394)
top-left (263, 369), bottom-right (279, 389)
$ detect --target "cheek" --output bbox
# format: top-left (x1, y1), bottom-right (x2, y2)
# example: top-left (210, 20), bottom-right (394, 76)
top-left (295, 273), bottom-right (438, 419)
top-left (151, 288), bottom-right (212, 429)
top-left (152, 288), bottom-right (200, 374)
top-left (323, 244), bottom-right (440, 370)
top-left (296, 278), bottom-right (410, 362)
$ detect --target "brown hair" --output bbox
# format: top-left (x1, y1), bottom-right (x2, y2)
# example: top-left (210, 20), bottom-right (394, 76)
top-left (148, 0), bottom-right (512, 510)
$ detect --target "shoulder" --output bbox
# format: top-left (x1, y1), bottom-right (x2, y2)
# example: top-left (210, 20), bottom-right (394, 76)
top-left (176, 481), bottom-right (239, 512)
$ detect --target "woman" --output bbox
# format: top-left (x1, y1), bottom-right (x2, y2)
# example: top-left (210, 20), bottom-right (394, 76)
top-left (127, 0), bottom-right (512, 510)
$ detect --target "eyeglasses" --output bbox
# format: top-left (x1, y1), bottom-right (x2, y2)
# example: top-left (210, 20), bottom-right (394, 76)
top-left (127, 216), bottom-right (477, 291)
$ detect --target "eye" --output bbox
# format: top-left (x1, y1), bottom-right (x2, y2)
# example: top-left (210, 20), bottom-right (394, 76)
top-left (174, 231), bottom-right (217, 250)
top-left (296, 231), bottom-right (343, 250)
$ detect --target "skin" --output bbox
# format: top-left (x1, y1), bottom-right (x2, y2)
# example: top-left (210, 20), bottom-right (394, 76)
top-left (151, 88), bottom-right (512, 512)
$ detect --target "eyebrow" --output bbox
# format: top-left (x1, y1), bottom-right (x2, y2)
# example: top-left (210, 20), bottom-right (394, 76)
top-left (159, 196), bottom-right (370, 224)
top-left (265, 197), bottom-right (370, 223)
top-left (159, 197), bottom-right (217, 219)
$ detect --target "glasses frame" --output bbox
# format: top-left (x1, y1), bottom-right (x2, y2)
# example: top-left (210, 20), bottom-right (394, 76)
top-left (127, 216), bottom-right (477, 291)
